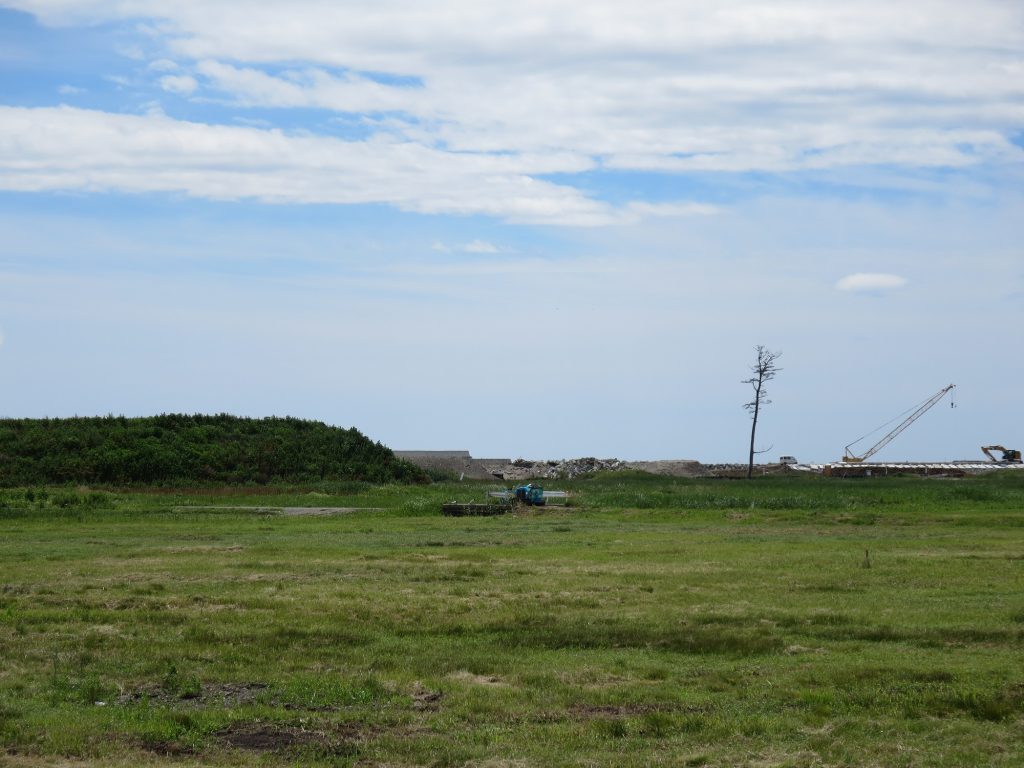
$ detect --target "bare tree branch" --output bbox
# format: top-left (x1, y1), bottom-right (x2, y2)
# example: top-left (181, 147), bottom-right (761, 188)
top-left (742, 346), bottom-right (782, 479)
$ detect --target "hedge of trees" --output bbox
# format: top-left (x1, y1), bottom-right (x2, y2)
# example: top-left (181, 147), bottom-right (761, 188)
top-left (0, 414), bottom-right (427, 486)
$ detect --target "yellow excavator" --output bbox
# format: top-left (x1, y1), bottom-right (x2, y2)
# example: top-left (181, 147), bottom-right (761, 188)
top-left (981, 445), bottom-right (1022, 464)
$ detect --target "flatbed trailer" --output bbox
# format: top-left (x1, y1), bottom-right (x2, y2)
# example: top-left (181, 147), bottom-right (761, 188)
top-left (442, 502), bottom-right (513, 516)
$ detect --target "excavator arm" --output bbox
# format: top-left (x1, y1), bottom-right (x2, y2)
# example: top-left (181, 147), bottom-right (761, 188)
top-left (981, 445), bottom-right (1003, 462)
top-left (981, 445), bottom-right (1022, 463)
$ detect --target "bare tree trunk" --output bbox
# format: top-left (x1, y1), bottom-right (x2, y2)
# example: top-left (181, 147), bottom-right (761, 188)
top-left (747, 386), bottom-right (760, 479)
top-left (743, 346), bottom-right (780, 480)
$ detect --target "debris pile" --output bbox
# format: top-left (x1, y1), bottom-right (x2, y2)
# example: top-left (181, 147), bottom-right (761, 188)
top-left (395, 450), bottom-right (706, 480)
top-left (702, 463), bottom-right (750, 472)
top-left (494, 457), bottom-right (630, 480)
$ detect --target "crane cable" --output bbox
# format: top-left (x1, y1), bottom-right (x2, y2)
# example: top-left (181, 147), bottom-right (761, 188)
top-left (845, 389), bottom-right (951, 453)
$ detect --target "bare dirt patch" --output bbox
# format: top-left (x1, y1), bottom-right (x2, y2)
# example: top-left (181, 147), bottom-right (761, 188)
top-left (410, 682), bottom-right (443, 711)
top-left (136, 737), bottom-right (197, 757)
top-left (624, 460), bottom-right (705, 477)
top-left (217, 721), bottom-right (358, 755)
top-left (449, 670), bottom-right (508, 687)
top-left (117, 682), bottom-right (268, 708)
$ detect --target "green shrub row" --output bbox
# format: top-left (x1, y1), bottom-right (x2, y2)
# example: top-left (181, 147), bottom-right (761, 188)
top-left (0, 414), bottom-right (426, 486)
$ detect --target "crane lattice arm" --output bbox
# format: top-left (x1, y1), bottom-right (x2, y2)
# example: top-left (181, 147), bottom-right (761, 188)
top-left (843, 384), bottom-right (955, 463)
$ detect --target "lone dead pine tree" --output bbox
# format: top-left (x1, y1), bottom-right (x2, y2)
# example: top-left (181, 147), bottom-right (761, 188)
top-left (743, 346), bottom-right (782, 479)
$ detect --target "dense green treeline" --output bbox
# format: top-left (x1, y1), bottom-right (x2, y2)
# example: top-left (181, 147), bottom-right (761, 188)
top-left (0, 414), bottom-right (426, 486)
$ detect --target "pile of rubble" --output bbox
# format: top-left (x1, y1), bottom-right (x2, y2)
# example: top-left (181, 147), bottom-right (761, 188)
top-left (702, 463), bottom-right (749, 472)
top-left (394, 449), bottom-right (707, 480)
top-left (492, 457), bottom-right (628, 480)
top-left (488, 457), bottom-right (706, 480)
top-left (701, 462), bottom-right (797, 477)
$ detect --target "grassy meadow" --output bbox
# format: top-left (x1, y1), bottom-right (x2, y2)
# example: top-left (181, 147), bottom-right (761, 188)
top-left (1, 472), bottom-right (1023, 766)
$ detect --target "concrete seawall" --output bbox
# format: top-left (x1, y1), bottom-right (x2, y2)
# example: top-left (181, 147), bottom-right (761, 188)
top-left (394, 451), bottom-right (509, 480)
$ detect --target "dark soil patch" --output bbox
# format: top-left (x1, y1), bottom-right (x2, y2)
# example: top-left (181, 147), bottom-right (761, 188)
top-left (136, 737), bottom-right (197, 757)
top-left (411, 682), bottom-right (443, 711)
top-left (221, 723), bottom-right (301, 750)
top-left (118, 681), bottom-right (269, 707)
top-left (217, 721), bottom-right (359, 755)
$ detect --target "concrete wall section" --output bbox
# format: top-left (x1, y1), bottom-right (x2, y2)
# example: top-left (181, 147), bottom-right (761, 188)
top-left (394, 451), bottom-right (472, 460)
top-left (394, 450), bottom-right (505, 480)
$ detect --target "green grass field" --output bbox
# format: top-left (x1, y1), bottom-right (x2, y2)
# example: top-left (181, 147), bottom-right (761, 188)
top-left (1, 473), bottom-right (1023, 766)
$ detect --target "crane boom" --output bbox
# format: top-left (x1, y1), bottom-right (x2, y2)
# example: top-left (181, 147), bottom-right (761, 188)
top-left (843, 384), bottom-right (955, 463)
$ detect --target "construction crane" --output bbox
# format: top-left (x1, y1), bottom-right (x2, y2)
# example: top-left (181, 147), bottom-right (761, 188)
top-left (842, 384), bottom-right (956, 463)
top-left (981, 445), bottom-right (1022, 464)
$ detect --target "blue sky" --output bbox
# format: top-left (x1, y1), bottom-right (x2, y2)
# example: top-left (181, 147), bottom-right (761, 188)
top-left (0, 1), bottom-right (1022, 462)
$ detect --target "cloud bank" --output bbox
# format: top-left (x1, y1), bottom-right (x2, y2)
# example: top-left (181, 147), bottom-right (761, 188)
top-left (0, 105), bottom-right (618, 224)
top-left (1, 1), bottom-right (1022, 222)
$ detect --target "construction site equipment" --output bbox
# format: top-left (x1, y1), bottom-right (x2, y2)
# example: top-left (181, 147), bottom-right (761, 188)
top-left (443, 484), bottom-right (568, 516)
top-left (981, 445), bottom-right (1023, 464)
top-left (515, 483), bottom-right (544, 506)
top-left (442, 501), bottom-right (511, 516)
top-left (842, 384), bottom-right (956, 463)
top-left (487, 484), bottom-right (568, 506)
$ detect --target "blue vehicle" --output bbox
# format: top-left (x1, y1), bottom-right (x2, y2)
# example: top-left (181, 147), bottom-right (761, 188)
top-left (484, 485), bottom-right (567, 506)
top-left (512, 483), bottom-right (546, 506)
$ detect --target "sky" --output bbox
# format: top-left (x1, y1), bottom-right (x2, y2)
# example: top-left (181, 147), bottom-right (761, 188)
top-left (0, 1), bottom-right (1022, 463)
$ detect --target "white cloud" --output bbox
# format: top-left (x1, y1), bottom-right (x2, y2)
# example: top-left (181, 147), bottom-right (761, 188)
top-left (5, 1), bottom-right (1023, 175)
top-left (0, 105), bottom-right (616, 225)
top-left (185, 56), bottom-right (1024, 173)
top-left (622, 201), bottom-right (722, 222)
top-left (57, 84), bottom-right (84, 95)
top-left (196, 60), bottom-right (419, 114)
top-left (148, 58), bottom-right (179, 72)
top-left (0, 100), bottom-right (737, 225)
top-left (159, 74), bottom-right (198, 95)
top-left (430, 241), bottom-right (451, 253)
top-left (115, 43), bottom-right (145, 61)
top-left (462, 239), bottom-right (499, 254)
top-left (836, 273), bottom-right (908, 292)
